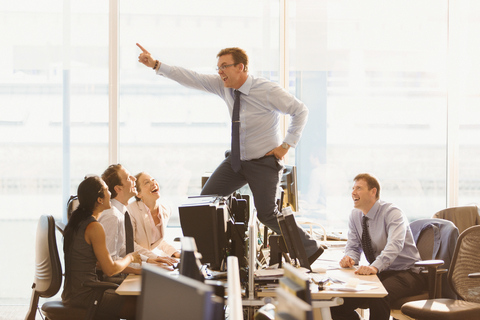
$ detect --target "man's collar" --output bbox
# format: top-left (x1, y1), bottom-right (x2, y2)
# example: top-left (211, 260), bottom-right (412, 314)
top-left (111, 198), bottom-right (127, 214)
top-left (236, 74), bottom-right (252, 95)
top-left (365, 200), bottom-right (380, 219)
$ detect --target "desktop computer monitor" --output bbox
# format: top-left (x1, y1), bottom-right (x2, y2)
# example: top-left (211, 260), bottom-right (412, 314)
top-left (280, 165), bottom-right (298, 212)
top-left (137, 264), bottom-right (223, 320)
top-left (178, 237), bottom-right (205, 282)
top-left (179, 196), bottom-right (228, 270)
top-left (277, 207), bottom-right (311, 271)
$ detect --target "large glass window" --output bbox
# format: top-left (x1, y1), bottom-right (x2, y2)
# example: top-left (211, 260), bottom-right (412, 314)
top-left (289, 0), bottom-right (449, 227)
top-left (457, 1), bottom-right (480, 207)
top-left (0, 0), bottom-right (109, 303)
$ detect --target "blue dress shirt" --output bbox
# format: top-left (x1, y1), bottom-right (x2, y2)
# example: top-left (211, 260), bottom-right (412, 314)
top-left (344, 200), bottom-right (422, 273)
top-left (157, 63), bottom-right (309, 161)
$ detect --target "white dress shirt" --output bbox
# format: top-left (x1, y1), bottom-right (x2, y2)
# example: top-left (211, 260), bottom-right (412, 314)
top-left (98, 198), bottom-right (148, 264)
top-left (157, 63), bottom-right (309, 161)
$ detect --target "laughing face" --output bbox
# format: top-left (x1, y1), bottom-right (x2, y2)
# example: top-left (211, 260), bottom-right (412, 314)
top-left (351, 179), bottom-right (377, 214)
top-left (217, 54), bottom-right (245, 89)
top-left (136, 173), bottom-right (160, 203)
top-left (118, 167), bottom-right (137, 199)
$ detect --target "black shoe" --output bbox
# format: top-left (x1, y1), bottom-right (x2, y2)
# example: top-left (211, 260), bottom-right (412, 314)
top-left (307, 246), bottom-right (324, 265)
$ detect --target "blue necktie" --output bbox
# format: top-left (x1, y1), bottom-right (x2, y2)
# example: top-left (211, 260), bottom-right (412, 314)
top-left (231, 90), bottom-right (241, 172)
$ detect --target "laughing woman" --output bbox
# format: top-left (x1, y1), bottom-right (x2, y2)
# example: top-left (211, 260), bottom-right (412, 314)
top-left (127, 172), bottom-right (180, 265)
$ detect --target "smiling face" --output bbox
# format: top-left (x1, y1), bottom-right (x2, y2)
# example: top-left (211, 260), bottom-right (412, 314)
top-left (351, 179), bottom-right (377, 214)
top-left (217, 54), bottom-right (247, 89)
top-left (117, 167), bottom-right (137, 199)
top-left (98, 181), bottom-right (112, 211)
top-left (136, 173), bottom-right (160, 203)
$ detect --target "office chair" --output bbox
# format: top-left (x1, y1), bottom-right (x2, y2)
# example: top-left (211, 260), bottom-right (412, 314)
top-left (432, 205), bottom-right (480, 234)
top-left (401, 225), bottom-right (480, 320)
top-left (390, 218), bottom-right (459, 320)
top-left (25, 215), bottom-right (118, 320)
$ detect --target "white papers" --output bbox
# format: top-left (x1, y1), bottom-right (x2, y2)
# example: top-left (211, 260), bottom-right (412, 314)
top-left (327, 284), bottom-right (378, 292)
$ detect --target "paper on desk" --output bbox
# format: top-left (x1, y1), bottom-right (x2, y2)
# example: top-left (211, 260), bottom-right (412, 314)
top-left (327, 284), bottom-right (378, 292)
top-left (254, 269), bottom-right (284, 277)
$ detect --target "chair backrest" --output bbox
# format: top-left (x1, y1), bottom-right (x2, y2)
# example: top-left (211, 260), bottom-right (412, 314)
top-left (415, 226), bottom-right (435, 261)
top-left (410, 218), bottom-right (459, 298)
top-left (34, 215), bottom-right (63, 297)
top-left (433, 205), bottom-right (480, 234)
top-left (448, 225), bottom-right (480, 303)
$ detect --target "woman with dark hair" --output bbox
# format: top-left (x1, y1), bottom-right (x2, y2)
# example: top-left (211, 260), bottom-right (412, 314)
top-left (62, 176), bottom-right (141, 319)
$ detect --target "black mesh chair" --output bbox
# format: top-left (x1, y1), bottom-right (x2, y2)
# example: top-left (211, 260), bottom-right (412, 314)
top-left (25, 215), bottom-right (118, 320)
top-left (401, 225), bottom-right (480, 319)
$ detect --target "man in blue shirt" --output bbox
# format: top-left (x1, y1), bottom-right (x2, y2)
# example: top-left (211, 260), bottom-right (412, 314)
top-left (331, 173), bottom-right (426, 320)
top-left (136, 44), bottom-right (322, 263)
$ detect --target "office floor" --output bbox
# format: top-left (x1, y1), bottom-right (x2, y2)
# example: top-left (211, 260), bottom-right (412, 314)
top-left (0, 305), bottom-right (43, 320)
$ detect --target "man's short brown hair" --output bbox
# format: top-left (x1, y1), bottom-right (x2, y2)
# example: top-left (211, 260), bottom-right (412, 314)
top-left (217, 47), bottom-right (249, 72)
top-left (354, 173), bottom-right (380, 200)
top-left (101, 164), bottom-right (123, 199)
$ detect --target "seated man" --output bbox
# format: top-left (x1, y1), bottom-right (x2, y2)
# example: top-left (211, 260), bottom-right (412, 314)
top-left (99, 164), bottom-right (175, 283)
top-left (330, 173), bottom-right (426, 320)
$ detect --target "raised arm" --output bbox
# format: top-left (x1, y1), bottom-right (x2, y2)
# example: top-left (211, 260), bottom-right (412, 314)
top-left (137, 43), bottom-right (158, 69)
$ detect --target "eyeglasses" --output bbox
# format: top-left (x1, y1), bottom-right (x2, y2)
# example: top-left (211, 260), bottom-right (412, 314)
top-left (216, 64), bottom-right (235, 71)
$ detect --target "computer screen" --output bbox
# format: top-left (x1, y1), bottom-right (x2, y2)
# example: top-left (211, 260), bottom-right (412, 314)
top-left (179, 196), bottom-right (228, 270)
top-left (178, 237), bottom-right (205, 282)
top-left (137, 264), bottom-right (222, 320)
top-left (280, 165), bottom-right (298, 212)
top-left (277, 207), bottom-right (311, 270)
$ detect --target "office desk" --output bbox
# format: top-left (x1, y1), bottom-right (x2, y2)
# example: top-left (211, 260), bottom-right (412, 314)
top-left (255, 268), bottom-right (387, 320)
top-left (116, 274), bottom-right (141, 296)
top-left (117, 268), bottom-right (387, 320)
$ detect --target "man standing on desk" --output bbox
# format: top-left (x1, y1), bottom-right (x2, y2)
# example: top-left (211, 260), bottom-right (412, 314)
top-left (331, 173), bottom-right (426, 320)
top-left (136, 44), bottom-right (323, 264)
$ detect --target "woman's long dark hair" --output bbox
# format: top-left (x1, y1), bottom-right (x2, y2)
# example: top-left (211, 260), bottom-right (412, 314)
top-left (63, 176), bottom-right (105, 279)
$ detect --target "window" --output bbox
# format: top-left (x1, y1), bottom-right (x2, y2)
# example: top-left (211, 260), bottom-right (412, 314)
top-left (288, 0), bottom-right (450, 226)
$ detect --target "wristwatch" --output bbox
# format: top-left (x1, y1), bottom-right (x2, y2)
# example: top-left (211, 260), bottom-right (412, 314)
top-left (281, 142), bottom-right (290, 149)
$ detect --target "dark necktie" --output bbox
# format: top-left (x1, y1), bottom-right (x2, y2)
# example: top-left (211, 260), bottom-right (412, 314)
top-left (125, 211), bottom-right (134, 254)
top-left (231, 90), bottom-right (241, 172)
top-left (361, 215), bottom-right (376, 264)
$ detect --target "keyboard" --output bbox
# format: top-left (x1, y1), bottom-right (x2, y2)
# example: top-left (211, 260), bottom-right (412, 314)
top-left (309, 273), bottom-right (328, 284)
top-left (325, 232), bottom-right (348, 241)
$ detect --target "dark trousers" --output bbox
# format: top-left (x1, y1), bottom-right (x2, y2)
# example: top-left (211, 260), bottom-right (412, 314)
top-left (201, 155), bottom-right (319, 257)
top-left (330, 270), bottom-right (426, 320)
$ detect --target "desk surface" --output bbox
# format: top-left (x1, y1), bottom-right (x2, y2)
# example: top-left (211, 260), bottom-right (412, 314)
top-left (116, 274), bottom-right (142, 296)
top-left (256, 268), bottom-right (387, 299)
top-left (116, 268), bottom-right (387, 300)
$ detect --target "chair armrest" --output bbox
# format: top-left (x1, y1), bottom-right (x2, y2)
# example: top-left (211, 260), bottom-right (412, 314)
top-left (83, 281), bottom-right (119, 291)
top-left (414, 259), bottom-right (444, 268)
top-left (468, 272), bottom-right (480, 278)
top-left (414, 259), bottom-right (444, 299)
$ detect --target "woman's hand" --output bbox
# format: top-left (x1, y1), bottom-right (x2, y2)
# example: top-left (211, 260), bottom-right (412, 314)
top-left (148, 256), bottom-right (178, 266)
top-left (129, 252), bottom-right (142, 264)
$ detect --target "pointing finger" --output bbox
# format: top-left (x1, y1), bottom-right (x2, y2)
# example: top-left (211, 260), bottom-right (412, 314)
top-left (136, 43), bottom-right (150, 54)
